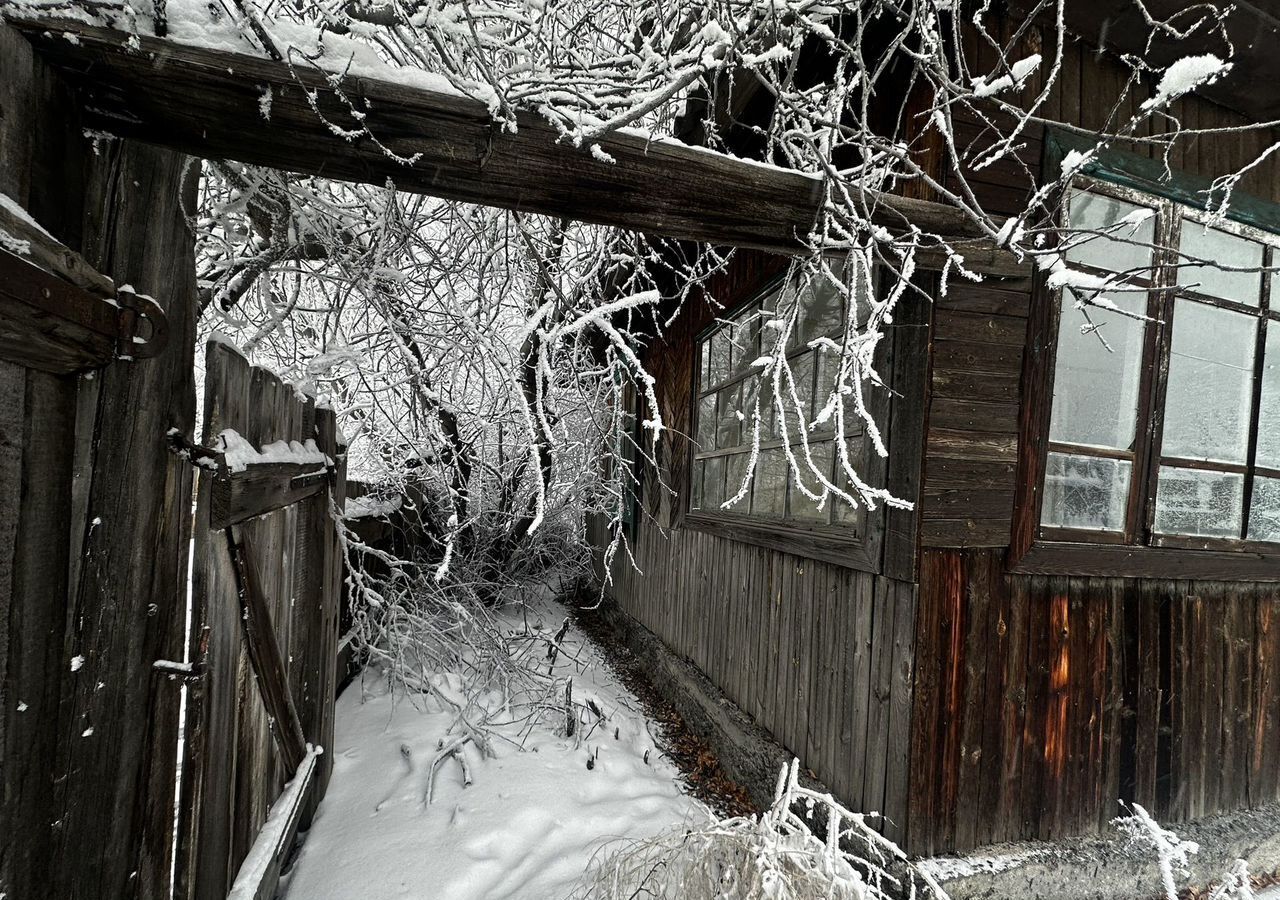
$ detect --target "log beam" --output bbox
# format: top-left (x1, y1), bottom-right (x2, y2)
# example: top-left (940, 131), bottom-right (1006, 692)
top-left (9, 19), bottom-right (1027, 277)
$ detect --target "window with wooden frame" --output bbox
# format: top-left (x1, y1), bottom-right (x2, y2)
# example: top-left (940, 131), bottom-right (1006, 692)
top-left (1018, 170), bottom-right (1280, 577)
top-left (686, 270), bottom-right (885, 568)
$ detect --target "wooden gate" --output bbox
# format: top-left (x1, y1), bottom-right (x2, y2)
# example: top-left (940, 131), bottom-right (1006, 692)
top-left (178, 339), bottom-right (346, 900)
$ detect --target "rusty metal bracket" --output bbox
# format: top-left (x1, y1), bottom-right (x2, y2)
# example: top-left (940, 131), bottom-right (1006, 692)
top-left (0, 205), bottom-right (169, 373)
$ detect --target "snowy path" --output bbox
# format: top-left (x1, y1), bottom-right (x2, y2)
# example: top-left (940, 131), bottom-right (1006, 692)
top-left (281, 604), bottom-right (703, 900)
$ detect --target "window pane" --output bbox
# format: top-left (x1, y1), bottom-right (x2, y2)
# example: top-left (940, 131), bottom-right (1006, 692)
top-left (730, 305), bottom-right (761, 376)
top-left (788, 441), bottom-right (834, 522)
top-left (708, 329), bottom-right (732, 385)
top-left (758, 378), bottom-right (778, 440)
top-left (1154, 466), bottom-right (1243, 538)
top-left (1161, 300), bottom-right (1256, 464)
top-left (724, 452), bottom-right (750, 510)
top-left (716, 384), bottom-right (742, 450)
top-left (1257, 326), bottom-right (1280, 469)
top-left (833, 449), bottom-right (867, 531)
top-left (700, 339), bottom-right (710, 387)
top-left (696, 393), bottom-right (716, 451)
top-left (1177, 221), bottom-right (1264, 306)
top-left (1048, 293), bottom-right (1148, 450)
top-left (752, 448), bottom-right (786, 516)
top-left (1248, 476), bottom-right (1280, 542)
top-left (1065, 191), bottom-right (1156, 275)
top-left (794, 278), bottom-right (845, 347)
top-left (1041, 452), bottom-right (1131, 532)
top-left (779, 352), bottom-right (815, 440)
top-left (691, 459), bottom-right (705, 510)
top-left (703, 455), bottom-right (725, 510)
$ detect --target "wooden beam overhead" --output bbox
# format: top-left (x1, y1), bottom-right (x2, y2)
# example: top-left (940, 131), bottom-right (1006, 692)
top-left (10, 19), bottom-right (1027, 277)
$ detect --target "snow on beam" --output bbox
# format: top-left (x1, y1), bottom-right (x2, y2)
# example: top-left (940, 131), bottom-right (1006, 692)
top-left (10, 19), bottom-right (1028, 277)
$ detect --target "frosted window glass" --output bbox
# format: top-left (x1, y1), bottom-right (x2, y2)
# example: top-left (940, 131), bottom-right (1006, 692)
top-left (1154, 466), bottom-right (1243, 537)
top-left (1178, 222), bottom-right (1264, 305)
top-left (1249, 477), bottom-right (1280, 542)
top-left (691, 459), bottom-right (704, 510)
top-left (1161, 300), bottom-right (1256, 464)
top-left (1041, 452), bottom-right (1131, 531)
top-left (1048, 293), bottom-right (1148, 450)
top-left (1066, 191), bottom-right (1155, 275)
top-left (1256, 327), bottom-right (1280, 469)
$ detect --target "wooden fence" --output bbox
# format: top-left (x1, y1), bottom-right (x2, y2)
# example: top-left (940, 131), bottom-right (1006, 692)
top-left (179, 339), bottom-right (346, 900)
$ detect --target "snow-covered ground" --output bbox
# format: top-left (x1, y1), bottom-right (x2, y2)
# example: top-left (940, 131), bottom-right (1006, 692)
top-left (281, 602), bottom-right (704, 900)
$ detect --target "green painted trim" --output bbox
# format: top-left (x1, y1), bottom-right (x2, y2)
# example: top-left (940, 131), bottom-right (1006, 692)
top-left (1046, 129), bottom-right (1280, 233)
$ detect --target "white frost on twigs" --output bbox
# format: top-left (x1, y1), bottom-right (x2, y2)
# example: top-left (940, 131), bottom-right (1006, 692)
top-left (971, 53), bottom-right (1041, 98)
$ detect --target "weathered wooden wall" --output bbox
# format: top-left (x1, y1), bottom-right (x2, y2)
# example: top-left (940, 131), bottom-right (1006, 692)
top-left (0, 20), bottom-right (199, 899)
top-left (182, 340), bottom-right (345, 900)
top-left (908, 29), bottom-right (1280, 854)
top-left (588, 513), bottom-right (918, 842)
top-left (910, 551), bottom-right (1280, 854)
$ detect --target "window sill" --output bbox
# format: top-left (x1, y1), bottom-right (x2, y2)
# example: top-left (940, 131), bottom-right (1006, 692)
top-left (683, 511), bottom-right (878, 572)
top-left (1008, 539), bottom-right (1280, 582)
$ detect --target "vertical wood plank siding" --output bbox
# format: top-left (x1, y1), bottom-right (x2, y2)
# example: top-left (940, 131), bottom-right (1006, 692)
top-left (588, 513), bottom-right (918, 844)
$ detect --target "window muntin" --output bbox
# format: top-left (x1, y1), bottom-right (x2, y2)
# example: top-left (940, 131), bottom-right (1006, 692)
top-left (1041, 180), bottom-right (1280, 549)
top-left (689, 272), bottom-right (871, 532)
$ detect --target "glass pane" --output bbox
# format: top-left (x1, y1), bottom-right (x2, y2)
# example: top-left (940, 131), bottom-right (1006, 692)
top-left (730, 305), bottom-right (760, 376)
top-left (703, 455), bottom-right (725, 510)
top-left (716, 384), bottom-right (742, 450)
top-left (1154, 466), bottom-right (1244, 537)
top-left (1041, 452), bottom-right (1131, 532)
top-left (1065, 191), bottom-right (1156, 275)
top-left (1048, 293), bottom-right (1148, 450)
top-left (1177, 221), bottom-right (1264, 305)
top-left (690, 459), bottom-right (705, 510)
top-left (777, 352), bottom-right (815, 440)
top-left (708, 329), bottom-right (732, 386)
top-left (788, 440), bottom-right (834, 522)
top-left (794, 277), bottom-right (845, 347)
top-left (724, 452), bottom-right (750, 510)
top-left (739, 376), bottom-right (760, 438)
top-left (758, 378), bottom-right (778, 441)
top-left (1257, 326), bottom-right (1280, 469)
top-left (833, 445), bottom-right (867, 530)
top-left (1161, 300), bottom-right (1256, 464)
top-left (699, 339), bottom-right (710, 387)
top-left (1248, 476), bottom-right (1280, 542)
top-left (696, 393), bottom-right (716, 451)
top-left (752, 448), bottom-right (786, 517)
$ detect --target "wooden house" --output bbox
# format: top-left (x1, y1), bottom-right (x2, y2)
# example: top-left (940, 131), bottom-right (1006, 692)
top-left (587, 3), bottom-right (1280, 864)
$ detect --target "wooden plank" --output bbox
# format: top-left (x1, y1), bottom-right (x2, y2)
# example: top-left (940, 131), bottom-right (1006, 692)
top-left (883, 581), bottom-right (916, 847)
top-left (928, 397), bottom-right (1020, 435)
top-left (226, 528), bottom-right (308, 775)
top-left (226, 749), bottom-right (318, 900)
top-left (14, 20), bottom-right (1028, 277)
top-left (933, 310), bottom-right (1027, 346)
top-left (846, 573), bottom-right (874, 810)
top-left (210, 461), bottom-right (330, 529)
top-left (919, 517), bottom-right (1012, 548)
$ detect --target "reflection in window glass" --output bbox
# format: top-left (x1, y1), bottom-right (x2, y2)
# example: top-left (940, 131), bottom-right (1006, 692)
top-left (1249, 477), bottom-right (1280, 542)
top-left (693, 272), bottom-right (872, 529)
top-left (1177, 222), bottom-right (1264, 305)
top-left (1154, 466), bottom-right (1244, 538)
top-left (696, 394), bottom-right (716, 451)
top-left (725, 453), bottom-right (750, 509)
top-left (1256, 327), bottom-right (1280, 469)
top-left (1066, 191), bottom-right (1156, 275)
top-left (789, 441), bottom-right (834, 522)
top-left (716, 384), bottom-right (741, 450)
top-left (1041, 452), bottom-right (1130, 532)
top-left (703, 455), bottom-right (725, 510)
top-left (752, 449), bottom-right (786, 516)
top-left (1048, 293), bottom-right (1148, 451)
top-left (1161, 300), bottom-right (1256, 464)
